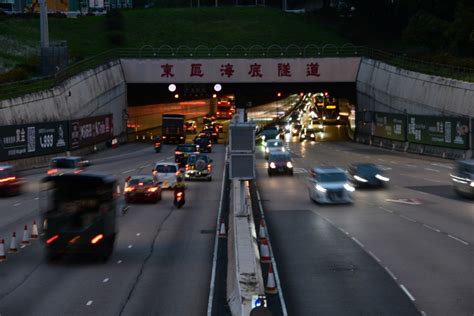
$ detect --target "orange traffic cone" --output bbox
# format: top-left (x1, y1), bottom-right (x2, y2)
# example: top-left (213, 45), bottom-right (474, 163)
top-left (0, 239), bottom-right (6, 262)
top-left (9, 232), bottom-right (17, 253)
top-left (218, 218), bottom-right (226, 238)
top-left (258, 219), bottom-right (267, 240)
top-left (259, 238), bottom-right (271, 263)
top-left (31, 221), bottom-right (39, 240)
top-left (265, 263), bottom-right (278, 294)
top-left (21, 225), bottom-right (30, 245)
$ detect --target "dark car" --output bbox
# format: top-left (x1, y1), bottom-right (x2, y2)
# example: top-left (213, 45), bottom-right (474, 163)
top-left (203, 114), bottom-right (216, 125)
top-left (0, 165), bottom-right (22, 196)
top-left (175, 144), bottom-right (199, 167)
top-left (348, 163), bottom-right (390, 188)
top-left (200, 128), bottom-right (219, 143)
top-left (291, 124), bottom-right (302, 137)
top-left (212, 121), bottom-right (224, 133)
top-left (193, 136), bottom-right (212, 153)
top-left (153, 136), bottom-right (162, 152)
top-left (124, 175), bottom-right (162, 203)
top-left (299, 127), bottom-right (317, 142)
top-left (451, 159), bottom-right (474, 199)
top-left (185, 154), bottom-right (213, 181)
top-left (267, 152), bottom-right (293, 176)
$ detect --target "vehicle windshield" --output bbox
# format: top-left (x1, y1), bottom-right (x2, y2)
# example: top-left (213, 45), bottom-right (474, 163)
top-left (267, 140), bottom-right (283, 148)
top-left (51, 159), bottom-right (78, 169)
top-left (128, 178), bottom-right (154, 186)
top-left (177, 145), bottom-right (196, 152)
top-left (188, 155), bottom-right (208, 164)
top-left (355, 164), bottom-right (378, 174)
top-left (155, 165), bottom-right (177, 173)
top-left (269, 154), bottom-right (290, 162)
top-left (319, 172), bottom-right (347, 182)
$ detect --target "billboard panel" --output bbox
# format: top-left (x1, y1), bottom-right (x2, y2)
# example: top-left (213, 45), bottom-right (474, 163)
top-left (373, 112), bottom-right (406, 141)
top-left (0, 121), bottom-right (68, 161)
top-left (69, 114), bottom-right (113, 150)
top-left (407, 115), bottom-right (469, 149)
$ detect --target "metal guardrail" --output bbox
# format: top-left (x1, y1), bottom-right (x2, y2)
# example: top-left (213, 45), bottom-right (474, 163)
top-left (1, 44), bottom-right (473, 101)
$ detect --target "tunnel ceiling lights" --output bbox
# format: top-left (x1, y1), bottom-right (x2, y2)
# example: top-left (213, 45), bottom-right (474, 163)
top-left (168, 84), bottom-right (177, 92)
top-left (214, 84), bottom-right (222, 92)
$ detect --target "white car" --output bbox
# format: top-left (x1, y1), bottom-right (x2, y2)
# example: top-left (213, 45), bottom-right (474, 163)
top-left (264, 139), bottom-right (285, 159)
top-left (153, 162), bottom-right (180, 189)
top-left (307, 167), bottom-right (354, 204)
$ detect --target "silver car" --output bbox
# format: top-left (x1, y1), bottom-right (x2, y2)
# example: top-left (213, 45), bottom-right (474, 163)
top-left (307, 167), bottom-right (354, 204)
top-left (451, 159), bottom-right (474, 199)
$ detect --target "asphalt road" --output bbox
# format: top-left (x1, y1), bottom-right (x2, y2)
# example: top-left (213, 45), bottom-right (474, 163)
top-left (0, 137), bottom-right (226, 315)
top-left (256, 125), bottom-right (473, 316)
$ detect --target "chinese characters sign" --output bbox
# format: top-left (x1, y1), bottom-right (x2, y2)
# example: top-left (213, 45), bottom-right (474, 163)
top-left (373, 112), bottom-right (406, 141)
top-left (122, 58), bottom-right (361, 83)
top-left (69, 114), bottom-right (113, 150)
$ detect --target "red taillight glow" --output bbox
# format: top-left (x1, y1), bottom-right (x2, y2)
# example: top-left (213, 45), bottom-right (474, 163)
top-left (147, 187), bottom-right (158, 193)
top-left (124, 187), bottom-right (135, 192)
top-left (0, 176), bottom-right (16, 183)
top-left (138, 182), bottom-right (144, 186)
top-left (74, 170), bottom-right (82, 174)
top-left (177, 192), bottom-right (183, 197)
top-left (47, 169), bottom-right (58, 175)
top-left (175, 151), bottom-right (183, 155)
top-left (91, 234), bottom-right (104, 244)
top-left (185, 164), bottom-right (190, 171)
top-left (47, 235), bottom-right (59, 244)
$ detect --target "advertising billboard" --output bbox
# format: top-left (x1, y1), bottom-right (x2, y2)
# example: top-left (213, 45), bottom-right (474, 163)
top-left (373, 112), bottom-right (406, 141)
top-left (0, 121), bottom-right (68, 161)
top-left (407, 115), bottom-right (469, 149)
top-left (69, 114), bottom-right (113, 150)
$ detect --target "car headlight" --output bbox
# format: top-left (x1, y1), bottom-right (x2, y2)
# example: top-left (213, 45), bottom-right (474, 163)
top-left (301, 134), bottom-right (305, 138)
top-left (470, 181), bottom-right (474, 187)
top-left (286, 162), bottom-right (293, 168)
top-left (316, 184), bottom-right (327, 193)
top-left (310, 133), bottom-right (315, 138)
top-left (282, 147), bottom-right (286, 152)
top-left (375, 174), bottom-right (390, 182)
top-left (261, 135), bottom-right (266, 140)
top-left (337, 116), bottom-right (340, 120)
top-left (354, 175), bottom-right (368, 182)
top-left (344, 183), bottom-right (355, 192)
top-left (265, 148), bottom-right (269, 153)
top-left (269, 162), bottom-right (276, 169)
top-left (323, 116), bottom-right (326, 120)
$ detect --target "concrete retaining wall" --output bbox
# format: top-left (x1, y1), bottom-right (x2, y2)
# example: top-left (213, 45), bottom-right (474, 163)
top-left (357, 58), bottom-right (474, 117)
top-left (0, 60), bottom-right (127, 137)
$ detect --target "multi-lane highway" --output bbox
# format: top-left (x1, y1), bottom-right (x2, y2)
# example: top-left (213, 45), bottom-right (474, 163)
top-left (256, 125), bottom-right (473, 316)
top-left (0, 139), bottom-right (225, 315)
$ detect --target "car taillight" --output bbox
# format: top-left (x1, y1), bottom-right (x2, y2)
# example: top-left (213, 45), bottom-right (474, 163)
top-left (74, 170), bottom-right (82, 174)
top-left (147, 187), bottom-right (159, 192)
top-left (177, 192), bottom-right (183, 197)
top-left (185, 164), bottom-right (190, 171)
top-left (47, 235), bottom-right (59, 244)
top-left (175, 151), bottom-right (183, 155)
top-left (208, 165), bottom-right (212, 172)
top-left (125, 187), bottom-right (135, 192)
top-left (91, 234), bottom-right (104, 244)
top-left (47, 169), bottom-right (58, 175)
top-left (0, 176), bottom-right (16, 183)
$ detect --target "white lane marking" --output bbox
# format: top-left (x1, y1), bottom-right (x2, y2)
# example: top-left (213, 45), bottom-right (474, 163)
top-left (424, 178), bottom-right (441, 183)
top-left (128, 245), bottom-right (133, 249)
top-left (103, 278), bottom-right (109, 283)
top-left (136, 233), bottom-right (141, 236)
top-left (20, 245), bottom-right (27, 249)
top-left (13, 203), bottom-right (21, 207)
top-left (351, 237), bottom-right (364, 248)
top-left (142, 164), bottom-right (151, 168)
top-left (405, 164), bottom-right (416, 168)
top-left (86, 300), bottom-right (93, 306)
top-left (368, 250), bottom-right (381, 262)
top-left (425, 168), bottom-right (440, 173)
top-left (166, 156), bottom-right (174, 159)
top-left (400, 285), bottom-right (415, 301)
top-left (390, 161), bottom-right (397, 164)
top-left (423, 224), bottom-right (441, 233)
top-left (377, 158), bottom-right (384, 161)
top-left (34, 197), bottom-right (39, 200)
top-left (420, 311), bottom-right (427, 316)
top-left (448, 235), bottom-right (469, 246)
top-left (431, 163), bottom-right (453, 170)
top-left (122, 169), bottom-right (135, 174)
top-left (400, 215), bottom-right (417, 223)
top-left (117, 260), bottom-right (122, 264)
top-left (385, 267), bottom-right (397, 280)
top-left (379, 206), bottom-right (394, 213)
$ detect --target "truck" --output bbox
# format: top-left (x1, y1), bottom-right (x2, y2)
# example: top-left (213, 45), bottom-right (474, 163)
top-left (216, 100), bottom-right (234, 120)
top-left (162, 114), bottom-right (186, 144)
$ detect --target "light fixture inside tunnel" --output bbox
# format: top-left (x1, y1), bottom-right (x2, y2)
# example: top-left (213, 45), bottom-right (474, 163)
top-left (212, 94), bottom-right (217, 98)
top-left (174, 94), bottom-right (179, 99)
top-left (168, 84), bottom-right (177, 92)
top-left (213, 84), bottom-right (222, 92)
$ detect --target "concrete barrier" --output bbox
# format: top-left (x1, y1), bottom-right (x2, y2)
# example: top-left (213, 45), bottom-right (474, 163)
top-left (227, 179), bottom-right (265, 316)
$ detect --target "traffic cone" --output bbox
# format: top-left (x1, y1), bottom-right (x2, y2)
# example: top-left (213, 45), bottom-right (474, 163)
top-left (21, 225), bottom-right (30, 245)
top-left (218, 217), bottom-right (226, 238)
top-left (31, 221), bottom-right (39, 240)
top-left (258, 219), bottom-right (267, 240)
top-left (259, 238), bottom-right (271, 263)
top-left (265, 263), bottom-right (278, 294)
top-left (0, 239), bottom-right (6, 262)
top-left (8, 232), bottom-right (17, 253)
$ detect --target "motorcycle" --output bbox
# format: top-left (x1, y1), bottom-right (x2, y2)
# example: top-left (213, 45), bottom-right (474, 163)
top-left (174, 190), bottom-right (185, 208)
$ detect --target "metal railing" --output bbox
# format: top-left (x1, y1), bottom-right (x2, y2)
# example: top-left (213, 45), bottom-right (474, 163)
top-left (1, 44), bottom-right (473, 101)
